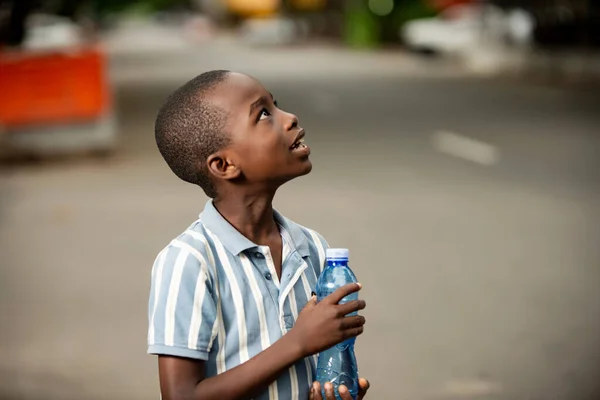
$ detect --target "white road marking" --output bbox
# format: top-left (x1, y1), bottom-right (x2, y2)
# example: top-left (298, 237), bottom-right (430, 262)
top-left (432, 130), bottom-right (500, 166)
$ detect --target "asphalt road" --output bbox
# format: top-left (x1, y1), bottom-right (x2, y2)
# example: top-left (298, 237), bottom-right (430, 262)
top-left (1, 37), bottom-right (599, 400)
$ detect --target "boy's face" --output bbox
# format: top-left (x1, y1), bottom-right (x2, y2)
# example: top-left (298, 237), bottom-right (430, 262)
top-left (211, 73), bottom-right (312, 189)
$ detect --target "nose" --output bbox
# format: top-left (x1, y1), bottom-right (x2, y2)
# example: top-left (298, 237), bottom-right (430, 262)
top-left (284, 111), bottom-right (299, 131)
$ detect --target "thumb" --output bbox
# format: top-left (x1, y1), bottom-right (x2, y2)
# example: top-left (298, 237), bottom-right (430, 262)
top-left (300, 296), bottom-right (317, 315)
top-left (306, 292), bottom-right (318, 308)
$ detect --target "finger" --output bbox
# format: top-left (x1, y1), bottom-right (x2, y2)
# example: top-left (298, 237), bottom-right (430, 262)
top-left (304, 294), bottom-right (318, 310)
top-left (312, 382), bottom-right (322, 400)
top-left (337, 300), bottom-right (366, 317)
top-left (358, 378), bottom-right (370, 400)
top-left (326, 283), bottom-right (362, 305)
top-left (340, 315), bottom-right (366, 330)
top-left (339, 385), bottom-right (353, 400)
top-left (324, 382), bottom-right (336, 400)
top-left (343, 325), bottom-right (364, 340)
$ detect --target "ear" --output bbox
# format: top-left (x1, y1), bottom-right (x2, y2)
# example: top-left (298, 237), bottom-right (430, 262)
top-left (207, 151), bottom-right (241, 181)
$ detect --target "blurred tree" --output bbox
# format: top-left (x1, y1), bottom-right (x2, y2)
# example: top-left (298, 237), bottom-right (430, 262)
top-left (0, 0), bottom-right (192, 46)
top-left (343, 0), bottom-right (379, 48)
top-left (95, 0), bottom-right (192, 15)
top-left (386, 0), bottom-right (437, 43)
top-left (0, 0), bottom-right (37, 46)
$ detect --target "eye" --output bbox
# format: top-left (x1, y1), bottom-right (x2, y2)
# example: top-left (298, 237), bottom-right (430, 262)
top-left (258, 108), bottom-right (271, 121)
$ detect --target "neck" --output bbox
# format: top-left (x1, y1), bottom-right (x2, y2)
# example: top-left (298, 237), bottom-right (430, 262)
top-left (213, 190), bottom-right (279, 244)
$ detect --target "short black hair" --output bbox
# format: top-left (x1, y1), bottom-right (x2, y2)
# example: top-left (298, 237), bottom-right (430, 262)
top-left (155, 70), bottom-right (231, 198)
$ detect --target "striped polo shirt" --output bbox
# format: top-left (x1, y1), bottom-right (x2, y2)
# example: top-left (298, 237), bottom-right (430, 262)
top-left (147, 200), bottom-right (329, 400)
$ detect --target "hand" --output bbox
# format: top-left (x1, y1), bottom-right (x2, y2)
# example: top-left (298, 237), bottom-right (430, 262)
top-left (310, 378), bottom-right (370, 400)
top-left (289, 283), bottom-right (366, 357)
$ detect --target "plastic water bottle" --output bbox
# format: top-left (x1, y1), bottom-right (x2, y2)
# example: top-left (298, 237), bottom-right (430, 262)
top-left (316, 248), bottom-right (359, 400)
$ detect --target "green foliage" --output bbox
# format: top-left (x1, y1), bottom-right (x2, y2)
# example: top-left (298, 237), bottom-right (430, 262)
top-left (95, 0), bottom-right (188, 15)
top-left (393, 0), bottom-right (438, 26)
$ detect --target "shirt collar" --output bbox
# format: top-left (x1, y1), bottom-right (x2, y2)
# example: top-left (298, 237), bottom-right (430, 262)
top-left (199, 200), bottom-right (310, 257)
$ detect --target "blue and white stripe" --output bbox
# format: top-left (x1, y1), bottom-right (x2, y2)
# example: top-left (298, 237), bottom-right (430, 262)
top-left (148, 200), bottom-right (329, 400)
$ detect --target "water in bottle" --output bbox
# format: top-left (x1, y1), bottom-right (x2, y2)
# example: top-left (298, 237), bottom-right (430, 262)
top-left (315, 248), bottom-right (359, 400)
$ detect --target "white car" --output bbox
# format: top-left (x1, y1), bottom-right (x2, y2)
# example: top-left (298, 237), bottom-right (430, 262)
top-left (401, 3), bottom-right (534, 55)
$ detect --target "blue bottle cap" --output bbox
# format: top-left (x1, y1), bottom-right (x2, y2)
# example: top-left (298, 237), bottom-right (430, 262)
top-left (326, 248), bottom-right (349, 260)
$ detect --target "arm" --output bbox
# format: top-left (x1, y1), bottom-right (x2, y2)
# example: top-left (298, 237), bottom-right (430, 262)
top-left (159, 329), bottom-right (302, 400)
top-left (157, 285), bottom-right (366, 400)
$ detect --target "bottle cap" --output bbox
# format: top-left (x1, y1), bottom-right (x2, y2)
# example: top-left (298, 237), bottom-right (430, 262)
top-left (326, 248), bottom-right (349, 260)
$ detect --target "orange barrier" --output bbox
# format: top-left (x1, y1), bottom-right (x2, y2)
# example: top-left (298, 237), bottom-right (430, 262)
top-left (226, 0), bottom-right (280, 17)
top-left (0, 46), bottom-right (110, 128)
top-left (290, 0), bottom-right (326, 11)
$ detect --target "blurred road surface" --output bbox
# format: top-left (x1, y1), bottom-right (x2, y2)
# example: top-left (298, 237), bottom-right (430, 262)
top-left (1, 27), bottom-right (599, 400)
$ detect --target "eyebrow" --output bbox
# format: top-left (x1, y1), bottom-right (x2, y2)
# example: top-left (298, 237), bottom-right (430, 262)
top-left (249, 93), bottom-right (275, 116)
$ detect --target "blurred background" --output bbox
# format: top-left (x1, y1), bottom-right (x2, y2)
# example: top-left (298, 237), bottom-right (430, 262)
top-left (1, 0), bottom-right (599, 399)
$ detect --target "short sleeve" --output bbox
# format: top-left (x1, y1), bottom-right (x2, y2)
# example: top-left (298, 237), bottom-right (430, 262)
top-left (147, 244), bottom-right (218, 360)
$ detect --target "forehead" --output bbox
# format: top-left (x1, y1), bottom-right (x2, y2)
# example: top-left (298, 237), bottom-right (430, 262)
top-left (208, 72), bottom-right (268, 112)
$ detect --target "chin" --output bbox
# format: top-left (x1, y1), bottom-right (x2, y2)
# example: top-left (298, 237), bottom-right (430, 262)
top-left (298, 160), bottom-right (313, 176)
top-left (282, 160), bottom-right (313, 183)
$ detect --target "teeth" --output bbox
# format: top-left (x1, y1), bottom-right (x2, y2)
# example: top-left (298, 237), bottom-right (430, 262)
top-left (291, 137), bottom-right (306, 149)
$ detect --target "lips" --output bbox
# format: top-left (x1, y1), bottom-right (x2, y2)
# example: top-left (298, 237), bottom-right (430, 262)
top-left (290, 130), bottom-right (307, 150)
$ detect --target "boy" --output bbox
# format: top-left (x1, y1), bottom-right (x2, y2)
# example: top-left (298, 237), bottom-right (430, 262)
top-left (147, 70), bottom-right (370, 400)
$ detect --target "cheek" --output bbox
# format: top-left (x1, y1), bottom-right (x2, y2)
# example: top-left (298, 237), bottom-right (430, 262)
top-left (256, 137), bottom-right (287, 161)
top-left (239, 142), bottom-right (284, 174)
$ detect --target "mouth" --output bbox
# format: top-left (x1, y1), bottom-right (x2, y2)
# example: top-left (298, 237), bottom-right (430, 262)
top-left (290, 130), bottom-right (307, 151)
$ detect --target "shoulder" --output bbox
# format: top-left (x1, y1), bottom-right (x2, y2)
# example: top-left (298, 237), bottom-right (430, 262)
top-left (151, 219), bottom-right (217, 282)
